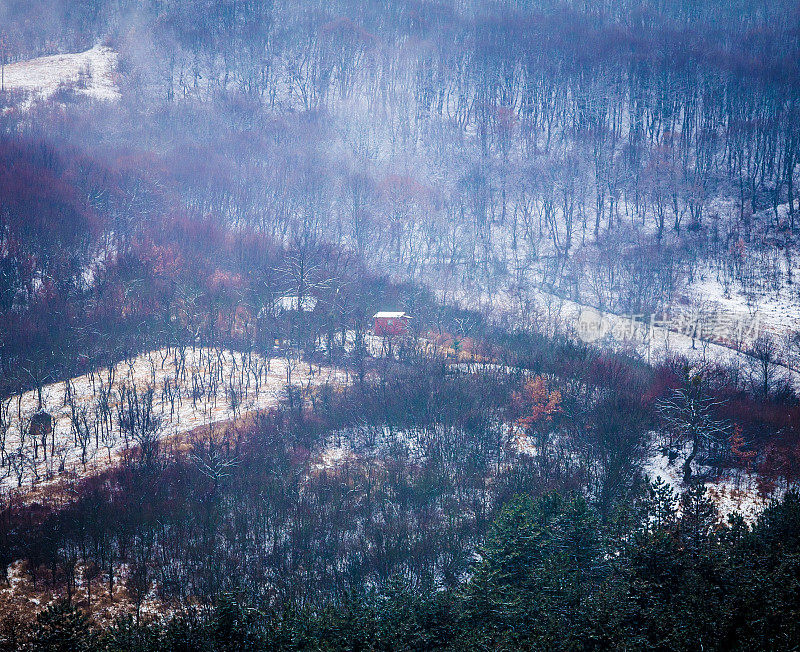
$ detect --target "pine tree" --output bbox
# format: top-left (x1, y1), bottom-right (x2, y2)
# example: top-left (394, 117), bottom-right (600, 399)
top-left (24, 602), bottom-right (95, 652)
top-left (458, 493), bottom-right (603, 650)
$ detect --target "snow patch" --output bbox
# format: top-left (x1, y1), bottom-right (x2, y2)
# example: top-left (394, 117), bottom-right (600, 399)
top-left (2, 44), bottom-right (120, 107)
top-left (643, 436), bottom-right (770, 522)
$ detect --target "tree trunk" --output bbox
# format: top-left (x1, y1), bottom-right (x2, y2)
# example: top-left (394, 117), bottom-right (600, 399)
top-left (683, 437), bottom-right (698, 484)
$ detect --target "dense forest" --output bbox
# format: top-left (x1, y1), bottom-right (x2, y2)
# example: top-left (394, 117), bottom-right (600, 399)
top-left (1, 0), bottom-right (800, 649)
top-left (3, 489), bottom-right (800, 650)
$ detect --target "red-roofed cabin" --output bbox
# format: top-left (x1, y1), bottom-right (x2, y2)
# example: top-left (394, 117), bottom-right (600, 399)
top-left (373, 311), bottom-right (410, 336)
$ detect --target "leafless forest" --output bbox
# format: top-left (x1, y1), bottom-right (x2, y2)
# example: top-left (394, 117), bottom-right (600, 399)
top-left (1, 1), bottom-right (800, 649)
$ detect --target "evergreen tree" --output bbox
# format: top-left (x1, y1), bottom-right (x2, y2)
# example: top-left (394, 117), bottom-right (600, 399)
top-left (458, 493), bottom-right (604, 650)
top-left (23, 602), bottom-right (95, 652)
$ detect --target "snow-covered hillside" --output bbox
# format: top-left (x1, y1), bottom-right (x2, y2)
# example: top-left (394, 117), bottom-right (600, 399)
top-left (1, 44), bottom-right (119, 106)
top-left (0, 347), bottom-right (346, 493)
top-left (447, 282), bottom-right (800, 390)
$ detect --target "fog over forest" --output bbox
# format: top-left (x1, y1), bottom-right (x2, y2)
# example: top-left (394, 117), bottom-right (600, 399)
top-left (1, 1), bottom-right (800, 650)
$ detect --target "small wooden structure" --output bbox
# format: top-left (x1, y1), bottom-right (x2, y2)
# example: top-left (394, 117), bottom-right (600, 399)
top-left (373, 311), bottom-right (410, 337)
top-left (29, 411), bottom-right (53, 443)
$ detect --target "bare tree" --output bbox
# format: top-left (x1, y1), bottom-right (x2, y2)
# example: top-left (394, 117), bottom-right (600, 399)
top-left (749, 332), bottom-right (779, 397)
top-left (118, 385), bottom-right (163, 467)
top-left (0, 397), bottom-right (10, 468)
top-left (70, 404), bottom-right (93, 471)
top-left (657, 366), bottom-right (729, 484)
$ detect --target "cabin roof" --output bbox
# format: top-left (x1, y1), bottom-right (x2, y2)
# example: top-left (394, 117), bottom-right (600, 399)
top-left (373, 311), bottom-right (409, 319)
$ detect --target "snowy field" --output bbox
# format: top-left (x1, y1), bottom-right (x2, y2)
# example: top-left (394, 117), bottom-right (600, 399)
top-left (1, 44), bottom-right (119, 107)
top-left (0, 347), bottom-right (347, 493)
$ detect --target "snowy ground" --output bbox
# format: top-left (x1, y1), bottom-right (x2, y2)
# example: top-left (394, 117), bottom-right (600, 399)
top-left (450, 283), bottom-right (798, 384)
top-left (0, 347), bottom-right (347, 493)
top-left (311, 421), bottom-right (550, 475)
top-left (687, 275), bottom-right (799, 345)
top-left (1, 44), bottom-right (119, 108)
top-left (677, 202), bottom-right (800, 365)
top-left (310, 424), bottom-right (427, 473)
